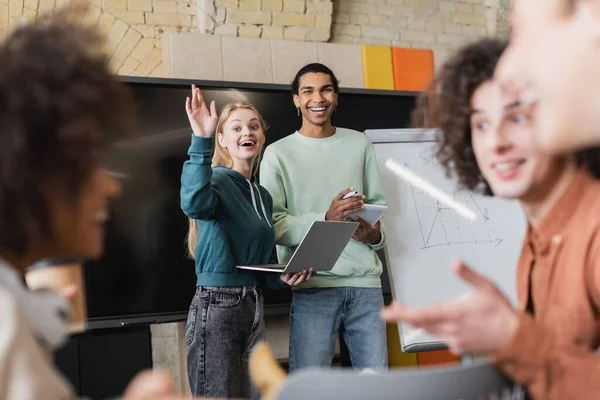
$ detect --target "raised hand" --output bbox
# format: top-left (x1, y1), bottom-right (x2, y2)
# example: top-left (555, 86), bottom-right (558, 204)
top-left (185, 84), bottom-right (218, 138)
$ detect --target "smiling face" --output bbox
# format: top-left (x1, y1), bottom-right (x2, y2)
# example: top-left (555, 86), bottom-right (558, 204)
top-left (293, 72), bottom-right (338, 127)
top-left (495, 0), bottom-right (600, 153)
top-left (46, 168), bottom-right (121, 260)
top-left (470, 80), bottom-right (568, 202)
top-left (217, 107), bottom-right (266, 167)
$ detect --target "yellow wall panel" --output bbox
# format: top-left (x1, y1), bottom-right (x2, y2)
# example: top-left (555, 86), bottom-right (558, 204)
top-left (361, 45), bottom-right (394, 90)
top-left (386, 323), bottom-right (418, 367)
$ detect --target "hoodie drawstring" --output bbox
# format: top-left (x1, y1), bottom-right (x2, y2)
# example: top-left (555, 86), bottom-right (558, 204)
top-left (254, 182), bottom-right (272, 228)
top-left (246, 180), bottom-right (272, 228)
top-left (247, 180), bottom-right (263, 220)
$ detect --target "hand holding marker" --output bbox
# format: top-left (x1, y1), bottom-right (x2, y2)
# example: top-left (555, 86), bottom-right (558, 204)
top-left (342, 190), bottom-right (360, 200)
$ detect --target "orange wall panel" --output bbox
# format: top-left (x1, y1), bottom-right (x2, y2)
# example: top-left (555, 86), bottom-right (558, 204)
top-left (392, 47), bottom-right (434, 92)
top-left (417, 350), bottom-right (460, 367)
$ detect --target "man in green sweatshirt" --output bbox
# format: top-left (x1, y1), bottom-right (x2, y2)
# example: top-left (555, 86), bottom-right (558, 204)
top-left (259, 63), bottom-right (388, 372)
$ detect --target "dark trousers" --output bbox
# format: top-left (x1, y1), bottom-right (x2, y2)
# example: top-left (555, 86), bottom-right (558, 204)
top-left (185, 286), bottom-right (264, 399)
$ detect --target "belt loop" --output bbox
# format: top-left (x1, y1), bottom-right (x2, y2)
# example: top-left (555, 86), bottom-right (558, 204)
top-left (242, 286), bottom-right (247, 299)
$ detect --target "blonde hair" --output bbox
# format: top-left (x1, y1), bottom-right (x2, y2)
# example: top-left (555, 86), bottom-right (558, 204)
top-left (187, 102), bottom-right (268, 259)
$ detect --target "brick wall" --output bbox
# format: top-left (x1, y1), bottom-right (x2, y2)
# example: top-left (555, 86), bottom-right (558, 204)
top-left (0, 0), bottom-right (201, 77)
top-left (0, 0), bottom-right (334, 77)
top-left (331, 0), bottom-right (511, 68)
top-left (209, 0), bottom-right (334, 41)
top-left (0, 0), bottom-right (511, 77)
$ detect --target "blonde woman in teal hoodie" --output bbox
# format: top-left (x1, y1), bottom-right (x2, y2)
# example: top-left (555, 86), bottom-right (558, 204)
top-left (180, 85), bottom-right (311, 399)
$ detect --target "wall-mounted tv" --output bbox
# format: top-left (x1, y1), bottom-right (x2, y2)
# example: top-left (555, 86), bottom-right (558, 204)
top-left (85, 76), bottom-right (418, 329)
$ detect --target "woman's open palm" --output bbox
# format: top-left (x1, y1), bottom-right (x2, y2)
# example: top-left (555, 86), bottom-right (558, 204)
top-left (185, 84), bottom-right (218, 138)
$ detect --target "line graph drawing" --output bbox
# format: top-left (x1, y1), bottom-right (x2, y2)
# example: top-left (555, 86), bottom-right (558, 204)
top-left (403, 163), bottom-right (503, 250)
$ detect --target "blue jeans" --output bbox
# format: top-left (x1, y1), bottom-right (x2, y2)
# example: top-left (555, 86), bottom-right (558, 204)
top-left (185, 286), bottom-right (264, 399)
top-left (289, 287), bottom-right (387, 372)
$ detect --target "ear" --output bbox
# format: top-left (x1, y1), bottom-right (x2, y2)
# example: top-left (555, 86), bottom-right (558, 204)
top-left (293, 94), bottom-right (300, 109)
top-left (217, 132), bottom-right (226, 148)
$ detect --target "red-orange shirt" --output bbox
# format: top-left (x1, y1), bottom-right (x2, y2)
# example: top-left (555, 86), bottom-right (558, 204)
top-left (494, 169), bottom-right (600, 399)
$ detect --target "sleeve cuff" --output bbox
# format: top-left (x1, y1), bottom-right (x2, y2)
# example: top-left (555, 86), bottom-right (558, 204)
top-left (189, 135), bottom-right (215, 156)
top-left (369, 228), bottom-right (385, 250)
top-left (492, 313), bottom-right (554, 384)
top-left (315, 211), bottom-right (327, 222)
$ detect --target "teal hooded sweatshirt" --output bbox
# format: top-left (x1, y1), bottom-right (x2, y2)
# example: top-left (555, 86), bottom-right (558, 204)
top-left (180, 136), bottom-right (280, 288)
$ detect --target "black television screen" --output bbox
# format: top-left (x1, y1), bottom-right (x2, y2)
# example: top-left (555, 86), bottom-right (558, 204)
top-left (85, 77), bottom-right (417, 328)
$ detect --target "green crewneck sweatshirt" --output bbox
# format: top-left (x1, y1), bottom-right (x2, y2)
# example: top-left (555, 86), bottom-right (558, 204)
top-left (259, 127), bottom-right (387, 289)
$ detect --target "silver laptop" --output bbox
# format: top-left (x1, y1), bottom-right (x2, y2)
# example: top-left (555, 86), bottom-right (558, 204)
top-left (236, 221), bottom-right (359, 273)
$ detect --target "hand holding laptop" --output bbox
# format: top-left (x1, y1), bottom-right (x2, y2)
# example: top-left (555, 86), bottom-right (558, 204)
top-left (280, 269), bottom-right (315, 286)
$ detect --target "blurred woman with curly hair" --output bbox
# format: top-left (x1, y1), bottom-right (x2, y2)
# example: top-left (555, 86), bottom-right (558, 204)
top-left (0, 6), bottom-right (208, 400)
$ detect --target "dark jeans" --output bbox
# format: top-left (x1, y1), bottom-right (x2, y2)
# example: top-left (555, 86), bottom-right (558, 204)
top-left (185, 286), bottom-right (264, 399)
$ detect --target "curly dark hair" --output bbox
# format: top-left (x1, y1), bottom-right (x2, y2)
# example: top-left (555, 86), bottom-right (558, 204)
top-left (412, 38), bottom-right (600, 196)
top-left (0, 6), bottom-right (135, 256)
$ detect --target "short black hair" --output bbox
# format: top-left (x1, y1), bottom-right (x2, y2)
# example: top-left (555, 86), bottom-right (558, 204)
top-left (0, 6), bottom-right (135, 256)
top-left (291, 63), bottom-right (340, 95)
